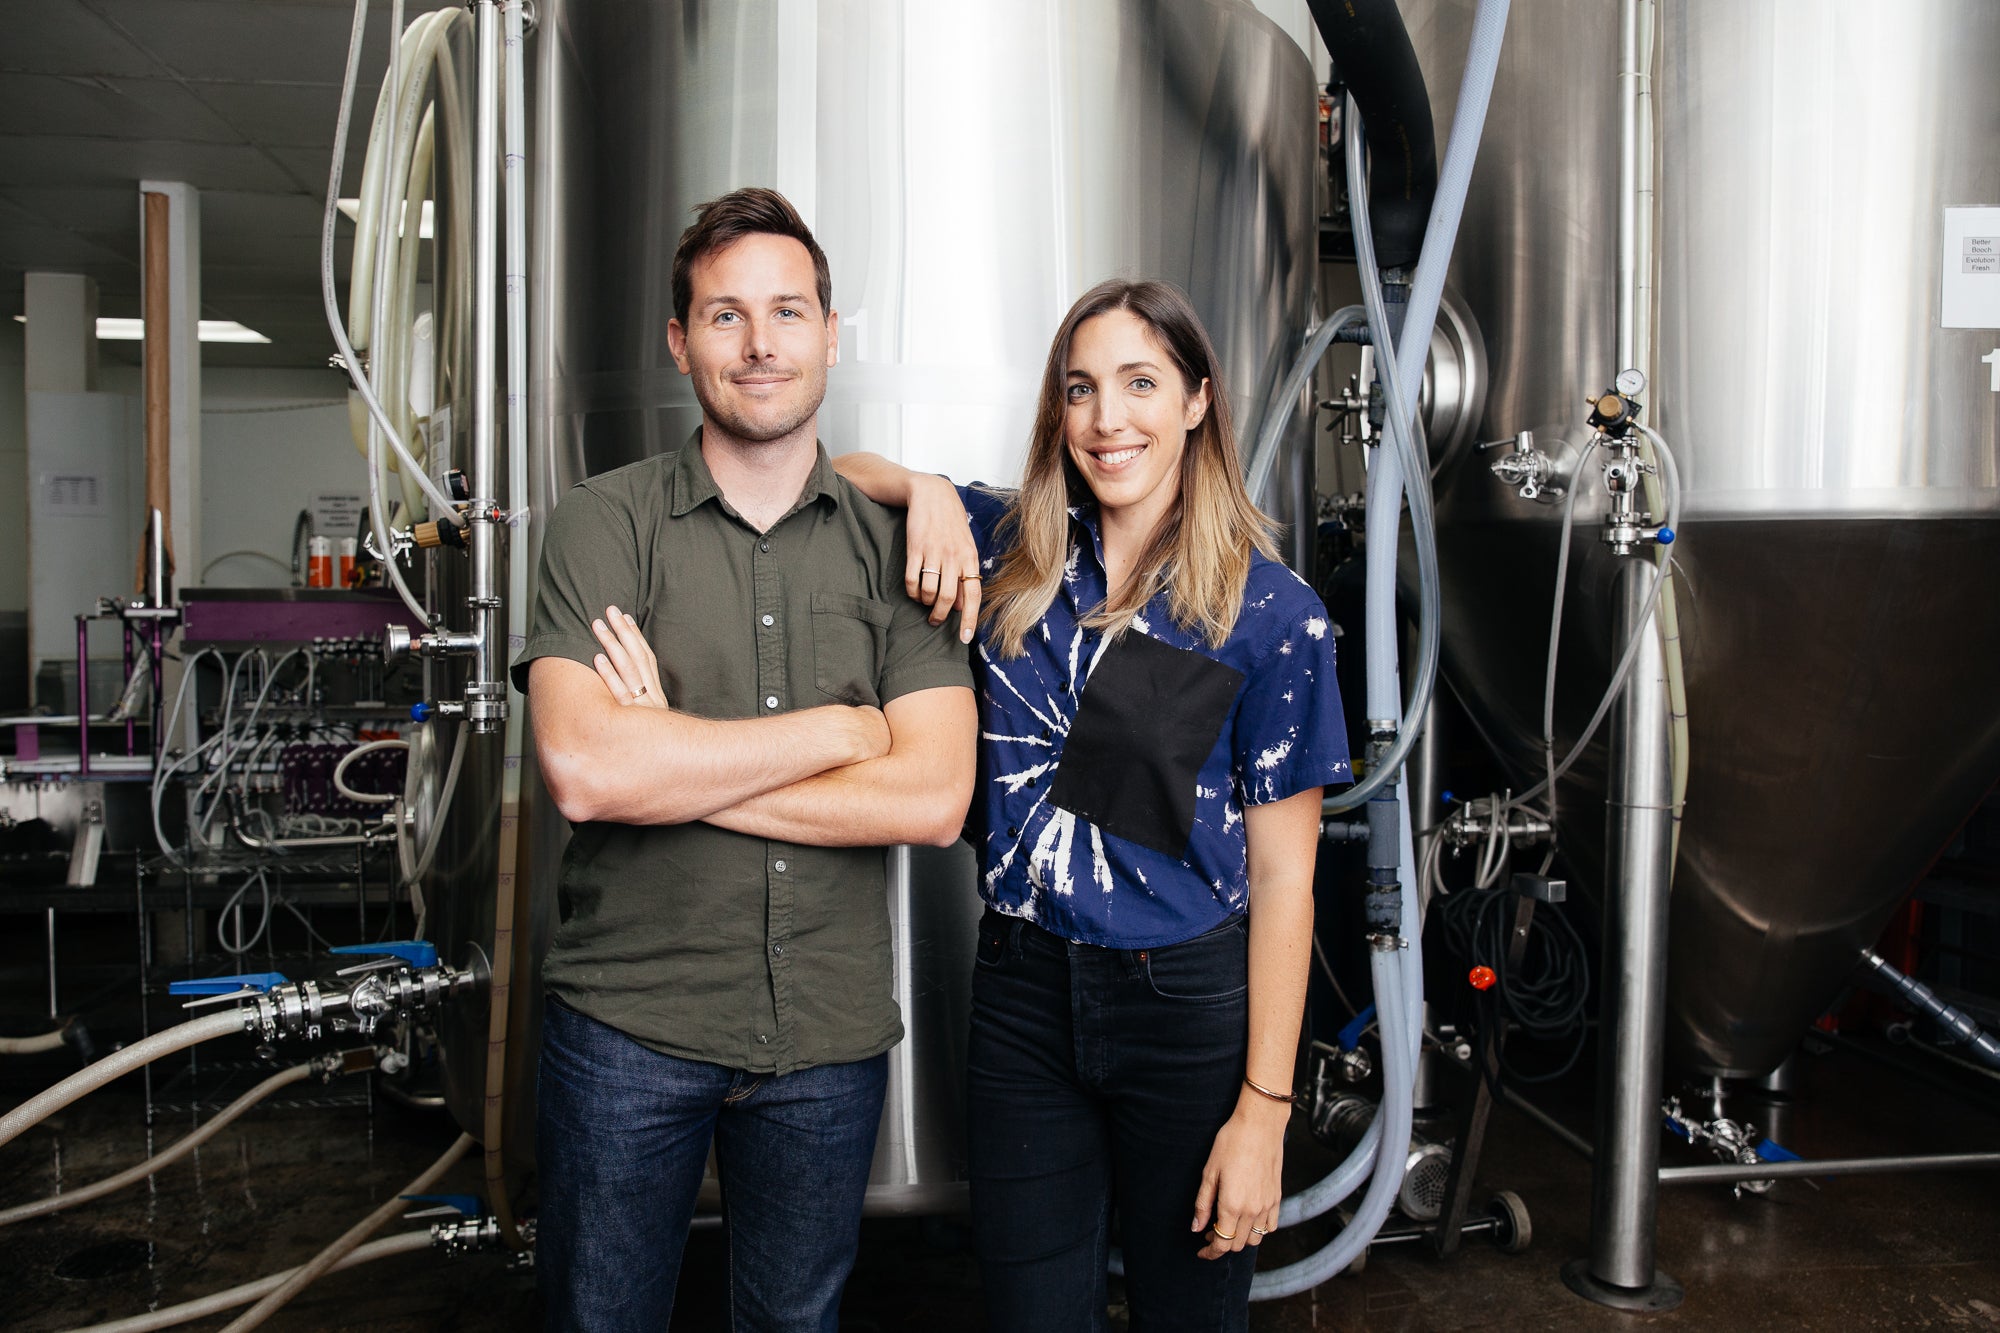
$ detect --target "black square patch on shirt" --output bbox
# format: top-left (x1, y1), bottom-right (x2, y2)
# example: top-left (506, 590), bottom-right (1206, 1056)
top-left (1048, 629), bottom-right (1245, 859)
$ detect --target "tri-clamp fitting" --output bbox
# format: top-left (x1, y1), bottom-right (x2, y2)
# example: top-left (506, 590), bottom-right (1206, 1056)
top-left (384, 623), bottom-right (483, 665)
top-left (169, 941), bottom-right (476, 1044)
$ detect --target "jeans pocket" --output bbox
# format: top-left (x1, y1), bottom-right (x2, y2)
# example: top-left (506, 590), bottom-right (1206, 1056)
top-left (974, 923), bottom-right (1009, 970)
top-left (1141, 918), bottom-right (1249, 1002)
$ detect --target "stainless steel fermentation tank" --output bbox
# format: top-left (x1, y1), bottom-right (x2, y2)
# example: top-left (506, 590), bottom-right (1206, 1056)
top-left (417, 0), bottom-right (1322, 1209)
top-left (1404, 0), bottom-right (2000, 1077)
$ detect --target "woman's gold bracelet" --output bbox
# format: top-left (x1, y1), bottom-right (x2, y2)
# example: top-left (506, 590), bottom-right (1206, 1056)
top-left (1243, 1076), bottom-right (1296, 1105)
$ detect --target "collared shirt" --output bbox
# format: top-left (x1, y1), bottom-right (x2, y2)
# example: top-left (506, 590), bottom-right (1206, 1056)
top-left (962, 485), bottom-right (1350, 949)
top-left (512, 441), bottom-right (973, 1074)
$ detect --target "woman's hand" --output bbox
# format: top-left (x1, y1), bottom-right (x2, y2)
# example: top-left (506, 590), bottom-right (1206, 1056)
top-left (902, 473), bottom-right (982, 643)
top-left (1191, 1090), bottom-right (1292, 1260)
top-left (590, 606), bottom-right (667, 709)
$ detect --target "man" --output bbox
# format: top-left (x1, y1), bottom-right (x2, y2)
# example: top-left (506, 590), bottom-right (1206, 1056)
top-left (513, 186), bottom-right (977, 1332)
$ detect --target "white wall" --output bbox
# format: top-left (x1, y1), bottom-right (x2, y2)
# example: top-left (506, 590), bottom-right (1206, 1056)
top-left (196, 369), bottom-right (360, 587)
top-left (0, 319), bottom-right (25, 614)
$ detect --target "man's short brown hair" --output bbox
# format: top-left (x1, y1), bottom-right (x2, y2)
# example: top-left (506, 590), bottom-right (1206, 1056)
top-left (670, 187), bottom-right (832, 326)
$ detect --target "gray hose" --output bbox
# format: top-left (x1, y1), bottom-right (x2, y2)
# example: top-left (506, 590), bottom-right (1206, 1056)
top-left (1245, 306), bottom-right (1369, 509)
top-left (1252, 942), bottom-right (1415, 1297)
top-left (217, 1131), bottom-right (475, 1332)
top-left (0, 1064), bottom-right (313, 1228)
top-left (0, 1010), bottom-right (249, 1152)
top-left (1863, 950), bottom-right (2000, 1070)
top-left (63, 1231), bottom-right (434, 1333)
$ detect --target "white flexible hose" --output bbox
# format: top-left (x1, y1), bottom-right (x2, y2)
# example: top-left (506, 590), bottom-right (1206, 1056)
top-left (62, 1232), bottom-right (433, 1333)
top-left (0, 1064), bottom-right (312, 1227)
top-left (0, 1011), bottom-right (248, 1152)
top-left (217, 1132), bottom-right (474, 1333)
top-left (333, 738), bottom-right (409, 806)
top-left (0, 1029), bottom-right (70, 1056)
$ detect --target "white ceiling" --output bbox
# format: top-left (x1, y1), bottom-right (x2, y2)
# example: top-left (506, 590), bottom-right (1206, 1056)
top-left (0, 0), bottom-right (439, 369)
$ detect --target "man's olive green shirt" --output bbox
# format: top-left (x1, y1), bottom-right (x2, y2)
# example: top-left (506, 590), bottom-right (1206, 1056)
top-left (511, 441), bottom-right (972, 1074)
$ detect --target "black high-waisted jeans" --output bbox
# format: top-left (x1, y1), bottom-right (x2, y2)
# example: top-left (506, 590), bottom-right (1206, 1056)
top-left (966, 908), bottom-right (1255, 1332)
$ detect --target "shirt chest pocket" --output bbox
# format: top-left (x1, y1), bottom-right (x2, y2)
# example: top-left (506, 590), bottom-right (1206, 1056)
top-left (811, 591), bottom-right (893, 707)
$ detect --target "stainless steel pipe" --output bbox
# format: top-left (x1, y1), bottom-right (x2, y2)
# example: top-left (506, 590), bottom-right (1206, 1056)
top-left (464, 0), bottom-right (505, 734)
top-left (1575, 554), bottom-right (1678, 1301)
top-left (1659, 1152), bottom-right (2000, 1186)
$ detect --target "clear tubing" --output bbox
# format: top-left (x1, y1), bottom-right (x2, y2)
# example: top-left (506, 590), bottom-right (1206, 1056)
top-left (0, 1011), bottom-right (248, 1152)
top-left (1321, 105), bottom-right (1442, 814)
top-left (217, 1133), bottom-right (475, 1333)
top-left (64, 1232), bottom-right (434, 1333)
top-left (318, 0), bottom-right (464, 528)
top-left (1509, 426), bottom-right (1682, 810)
top-left (1244, 307), bottom-right (1368, 508)
top-left (1252, 942), bottom-right (1415, 1297)
top-left (0, 1063), bottom-right (312, 1227)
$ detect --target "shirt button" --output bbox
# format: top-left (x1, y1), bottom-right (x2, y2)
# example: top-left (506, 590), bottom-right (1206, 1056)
top-left (759, 540), bottom-right (771, 553)
top-left (771, 943), bottom-right (784, 956)
top-left (774, 859), bottom-right (788, 873)
top-left (765, 695), bottom-right (780, 709)
top-left (1026, 777), bottom-right (1038, 789)
top-left (757, 1034), bottom-right (769, 1044)
top-left (1040, 727), bottom-right (1052, 740)
top-left (1007, 825), bottom-right (1019, 838)
top-left (761, 614), bottom-right (774, 627)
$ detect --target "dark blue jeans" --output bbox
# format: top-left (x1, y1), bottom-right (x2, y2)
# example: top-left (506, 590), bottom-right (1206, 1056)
top-left (535, 997), bottom-right (888, 1332)
top-left (967, 910), bottom-right (1256, 1333)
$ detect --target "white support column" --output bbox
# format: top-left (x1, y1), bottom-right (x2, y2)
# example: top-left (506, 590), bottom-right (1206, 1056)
top-left (139, 180), bottom-right (201, 588)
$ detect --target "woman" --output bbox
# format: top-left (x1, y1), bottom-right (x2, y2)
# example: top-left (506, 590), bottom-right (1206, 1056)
top-left (592, 280), bottom-right (1348, 1329)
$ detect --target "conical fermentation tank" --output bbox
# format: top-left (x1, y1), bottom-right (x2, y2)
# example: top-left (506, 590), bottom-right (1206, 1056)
top-left (1403, 0), bottom-right (2000, 1077)
top-left (417, 0), bottom-right (1324, 1208)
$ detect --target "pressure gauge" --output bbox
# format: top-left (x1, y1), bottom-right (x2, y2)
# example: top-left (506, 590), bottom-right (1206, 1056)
top-left (1615, 368), bottom-right (1647, 397)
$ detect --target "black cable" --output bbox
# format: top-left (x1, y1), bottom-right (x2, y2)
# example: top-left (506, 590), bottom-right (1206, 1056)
top-left (1439, 880), bottom-right (1592, 1084)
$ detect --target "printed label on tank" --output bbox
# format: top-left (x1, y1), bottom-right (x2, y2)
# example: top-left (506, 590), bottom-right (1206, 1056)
top-left (1941, 208), bottom-right (2000, 327)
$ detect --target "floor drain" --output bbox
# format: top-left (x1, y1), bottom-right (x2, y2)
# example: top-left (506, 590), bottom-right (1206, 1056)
top-left (54, 1238), bottom-right (157, 1281)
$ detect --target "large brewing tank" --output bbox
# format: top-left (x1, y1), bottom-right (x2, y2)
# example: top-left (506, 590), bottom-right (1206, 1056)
top-left (1403, 0), bottom-right (2000, 1077)
top-left (421, 0), bottom-right (1322, 1211)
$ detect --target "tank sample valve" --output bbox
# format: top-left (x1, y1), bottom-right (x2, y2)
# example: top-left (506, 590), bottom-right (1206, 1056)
top-left (1483, 430), bottom-right (1567, 502)
top-left (168, 941), bottom-right (475, 1044)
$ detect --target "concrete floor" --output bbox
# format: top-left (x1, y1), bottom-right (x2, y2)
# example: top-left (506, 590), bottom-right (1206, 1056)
top-left (4, 1032), bottom-right (1999, 1331)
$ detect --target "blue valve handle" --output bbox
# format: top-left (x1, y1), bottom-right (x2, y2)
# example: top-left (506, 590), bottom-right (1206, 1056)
top-left (1656, 526), bottom-right (1676, 545)
top-left (401, 1192), bottom-right (482, 1217)
top-left (411, 702), bottom-right (434, 722)
top-left (169, 972), bottom-right (291, 996)
top-left (1755, 1137), bottom-right (1802, 1163)
top-left (329, 940), bottom-right (439, 969)
top-left (1336, 1004), bottom-right (1377, 1053)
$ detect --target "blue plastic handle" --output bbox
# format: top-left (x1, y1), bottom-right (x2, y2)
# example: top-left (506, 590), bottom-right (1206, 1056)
top-left (169, 972), bottom-right (290, 996)
top-left (329, 940), bottom-right (439, 969)
top-left (401, 1192), bottom-right (482, 1217)
top-left (1661, 1113), bottom-right (1693, 1140)
top-left (1756, 1137), bottom-right (1802, 1163)
top-left (410, 702), bottom-right (434, 722)
top-left (1657, 526), bottom-right (1676, 545)
top-left (1336, 1004), bottom-right (1377, 1053)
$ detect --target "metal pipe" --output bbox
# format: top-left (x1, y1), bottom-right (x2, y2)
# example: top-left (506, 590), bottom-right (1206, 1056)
top-left (1659, 1152), bottom-right (2000, 1186)
top-left (463, 0), bottom-right (506, 736)
top-left (1584, 555), bottom-right (1676, 1293)
top-left (76, 615), bottom-right (91, 778)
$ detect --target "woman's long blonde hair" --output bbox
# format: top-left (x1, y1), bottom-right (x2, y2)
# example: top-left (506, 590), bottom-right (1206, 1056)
top-left (982, 279), bottom-right (1282, 658)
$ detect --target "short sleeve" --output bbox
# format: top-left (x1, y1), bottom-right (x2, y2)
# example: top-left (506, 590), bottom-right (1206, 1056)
top-left (876, 524), bottom-right (976, 704)
top-left (1232, 584), bottom-right (1352, 804)
top-left (958, 483), bottom-right (1013, 566)
top-left (510, 485), bottom-right (640, 693)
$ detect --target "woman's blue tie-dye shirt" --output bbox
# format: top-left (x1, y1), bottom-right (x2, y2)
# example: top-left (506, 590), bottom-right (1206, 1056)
top-left (961, 485), bottom-right (1351, 949)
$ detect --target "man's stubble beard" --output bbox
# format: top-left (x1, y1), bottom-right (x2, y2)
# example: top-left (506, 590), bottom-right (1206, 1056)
top-left (694, 360), bottom-right (829, 447)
